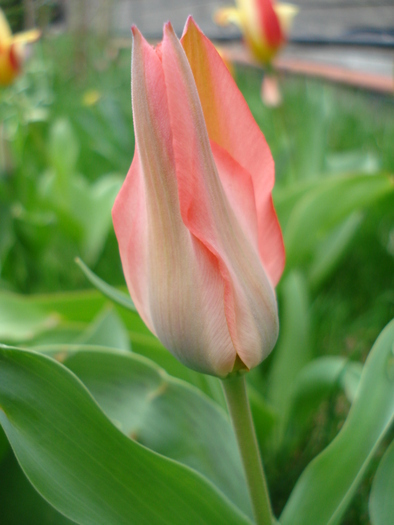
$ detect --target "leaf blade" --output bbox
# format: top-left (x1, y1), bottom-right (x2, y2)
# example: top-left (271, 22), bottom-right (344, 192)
top-left (0, 345), bottom-right (253, 525)
top-left (280, 319), bottom-right (394, 525)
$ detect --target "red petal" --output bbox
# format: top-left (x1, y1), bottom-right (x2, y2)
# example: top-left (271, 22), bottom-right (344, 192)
top-left (257, 0), bottom-right (283, 48)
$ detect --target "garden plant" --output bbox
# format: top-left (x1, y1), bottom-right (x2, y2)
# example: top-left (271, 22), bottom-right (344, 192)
top-left (0, 6), bottom-right (393, 525)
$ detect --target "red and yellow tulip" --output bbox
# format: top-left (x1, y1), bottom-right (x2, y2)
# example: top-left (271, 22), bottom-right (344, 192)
top-left (0, 8), bottom-right (40, 86)
top-left (112, 18), bottom-right (285, 377)
top-left (215, 0), bottom-right (298, 66)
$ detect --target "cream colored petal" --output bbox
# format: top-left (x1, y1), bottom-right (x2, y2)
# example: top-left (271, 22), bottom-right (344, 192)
top-left (0, 8), bottom-right (12, 43)
top-left (12, 28), bottom-right (41, 45)
top-left (275, 3), bottom-right (299, 35)
top-left (214, 7), bottom-right (244, 29)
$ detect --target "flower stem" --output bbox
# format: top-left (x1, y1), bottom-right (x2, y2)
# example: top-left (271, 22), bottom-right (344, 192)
top-left (222, 374), bottom-right (274, 525)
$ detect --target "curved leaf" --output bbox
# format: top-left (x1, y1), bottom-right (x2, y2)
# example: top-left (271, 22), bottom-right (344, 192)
top-left (0, 451), bottom-right (75, 525)
top-left (75, 257), bottom-right (136, 311)
top-left (287, 356), bottom-right (362, 440)
top-left (282, 172), bottom-right (393, 267)
top-left (280, 319), bottom-right (394, 525)
top-left (47, 345), bottom-right (251, 517)
top-left (267, 271), bottom-right (311, 445)
top-left (369, 439), bottom-right (394, 525)
top-left (0, 345), bottom-right (253, 525)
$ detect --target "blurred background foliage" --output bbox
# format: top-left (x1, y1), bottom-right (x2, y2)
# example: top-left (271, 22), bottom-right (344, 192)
top-left (0, 3), bottom-right (393, 524)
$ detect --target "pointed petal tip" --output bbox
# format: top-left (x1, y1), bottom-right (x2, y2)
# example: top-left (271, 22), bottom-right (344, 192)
top-left (131, 25), bottom-right (142, 39)
top-left (163, 21), bottom-right (174, 34)
top-left (181, 15), bottom-right (204, 41)
top-left (185, 15), bottom-right (194, 28)
top-left (184, 15), bottom-right (200, 33)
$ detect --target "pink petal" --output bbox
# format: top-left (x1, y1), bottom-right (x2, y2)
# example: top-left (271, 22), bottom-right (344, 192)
top-left (112, 27), bottom-right (236, 376)
top-left (162, 23), bottom-right (279, 369)
top-left (181, 17), bottom-right (285, 286)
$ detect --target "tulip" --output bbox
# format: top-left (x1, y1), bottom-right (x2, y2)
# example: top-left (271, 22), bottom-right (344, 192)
top-left (0, 8), bottom-right (40, 87)
top-left (215, 0), bottom-right (298, 66)
top-left (112, 17), bottom-right (285, 377)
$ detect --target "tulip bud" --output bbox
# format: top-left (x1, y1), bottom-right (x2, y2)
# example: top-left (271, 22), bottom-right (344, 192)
top-left (215, 0), bottom-right (298, 66)
top-left (112, 17), bottom-right (285, 377)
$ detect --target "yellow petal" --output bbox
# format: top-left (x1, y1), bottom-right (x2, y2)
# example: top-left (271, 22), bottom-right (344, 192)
top-left (0, 8), bottom-right (12, 43)
top-left (12, 28), bottom-right (41, 45)
top-left (214, 7), bottom-right (244, 28)
top-left (275, 3), bottom-right (299, 35)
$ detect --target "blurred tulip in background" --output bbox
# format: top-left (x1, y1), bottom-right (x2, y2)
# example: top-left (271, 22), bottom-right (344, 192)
top-left (215, 0), bottom-right (298, 105)
top-left (0, 7), bottom-right (40, 86)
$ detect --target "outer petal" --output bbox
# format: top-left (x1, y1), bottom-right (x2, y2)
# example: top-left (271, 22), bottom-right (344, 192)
top-left (181, 17), bottom-right (285, 285)
top-left (162, 23), bottom-right (279, 369)
top-left (12, 28), bottom-right (41, 45)
top-left (0, 44), bottom-right (19, 86)
top-left (254, 0), bottom-right (283, 48)
top-left (112, 28), bottom-right (236, 376)
top-left (214, 7), bottom-right (244, 29)
top-left (0, 9), bottom-right (12, 43)
top-left (275, 3), bottom-right (299, 36)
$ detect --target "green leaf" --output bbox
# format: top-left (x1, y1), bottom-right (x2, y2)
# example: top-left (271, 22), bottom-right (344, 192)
top-left (369, 439), bottom-right (394, 525)
top-left (287, 356), bottom-right (362, 441)
top-left (280, 319), bottom-right (394, 525)
top-left (70, 174), bottom-right (122, 264)
top-left (75, 306), bottom-right (131, 351)
top-left (282, 172), bottom-right (393, 267)
top-left (0, 451), bottom-right (74, 525)
top-left (76, 257), bottom-right (135, 311)
top-left (267, 271), bottom-right (311, 445)
top-left (0, 292), bottom-right (60, 343)
top-left (309, 211), bottom-right (363, 289)
top-left (50, 346), bottom-right (251, 517)
top-left (0, 426), bottom-right (9, 464)
top-left (0, 289), bottom-right (225, 406)
top-left (48, 119), bottom-right (79, 185)
top-left (0, 345), bottom-right (253, 525)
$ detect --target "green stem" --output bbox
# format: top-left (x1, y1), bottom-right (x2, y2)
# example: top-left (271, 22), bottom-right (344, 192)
top-left (222, 374), bottom-right (274, 525)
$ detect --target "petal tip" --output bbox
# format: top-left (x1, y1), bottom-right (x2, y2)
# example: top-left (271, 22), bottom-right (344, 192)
top-left (163, 21), bottom-right (174, 34)
top-left (131, 25), bottom-right (142, 40)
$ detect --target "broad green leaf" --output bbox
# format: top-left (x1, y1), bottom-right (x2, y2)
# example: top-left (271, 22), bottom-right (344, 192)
top-left (369, 439), bottom-right (394, 525)
top-left (76, 257), bottom-right (135, 311)
top-left (280, 319), bottom-right (394, 525)
top-left (0, 292), bottom-right (60, 342)
top-left (0, 451), bottom-right (74, 525)
top-left (0, 290), bottom-right (226, 406)
top-left (267, 271), bottom-right (311, 445)
top-left (0, 345), bottom-right (253, 525)
top-left (75, 306), bottom-right (131, 351)
top-left (44, 346), bottom-right (251, 517)
top-left (33, 290), bottom-right (226, 405)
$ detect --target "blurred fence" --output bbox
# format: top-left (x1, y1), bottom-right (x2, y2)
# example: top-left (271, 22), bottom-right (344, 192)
top-left (1, 0), bottom-right (393, 45)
